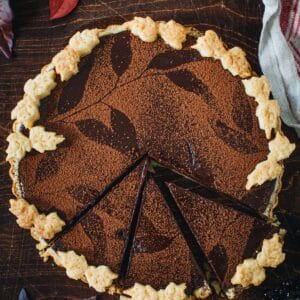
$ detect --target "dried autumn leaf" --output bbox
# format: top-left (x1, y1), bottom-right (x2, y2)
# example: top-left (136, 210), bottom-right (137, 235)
top-left (49, 0), bottom-right (79, 20)
top-left (0, 0), bottom-right (13, 59)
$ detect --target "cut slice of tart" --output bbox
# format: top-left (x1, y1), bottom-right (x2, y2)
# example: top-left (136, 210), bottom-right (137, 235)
top-left (51, 158), bottom-right (148, 274)
top-left (122, 176), bottom-right (210, 298)
top-left (168, 183), bottom-right (282, 293)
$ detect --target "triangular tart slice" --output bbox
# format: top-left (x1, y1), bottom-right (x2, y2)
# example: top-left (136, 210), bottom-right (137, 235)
top-left (53, 159), bottom-right (147, 274)
top-left (122, 177), bottom-right (209, 295)
top-left (168, 184), bottom-right (279, 290)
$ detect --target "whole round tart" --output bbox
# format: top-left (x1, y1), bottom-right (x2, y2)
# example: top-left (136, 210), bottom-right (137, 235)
top-left (6, 17), bottom-right (296, 299)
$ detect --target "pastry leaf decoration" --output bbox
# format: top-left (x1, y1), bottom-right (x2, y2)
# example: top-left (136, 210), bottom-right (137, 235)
top-left (58, 55), bottom-right (94, 114)
top-left (166, 69), bottom-right (217, 105)
top-left (66, 185), bottom-right (99, 206)
top-left (208, 244), bottom-right (228, 282)
top-left (231, 84), bottom-right (253, 133)
top-left (111, 31), bottom-right (132, 77)
top-left (212, 120), bottom-right (259, 154)
top-left (147, 50), bottom-right (199, 70)
top-left (75, 108), bottom-right (138, 154)
top-left (0, 0), bottom-right (13, 59)
top-left (35, 151), bottom-right (64, 182)
top-left (81, 211), bottom-right (106, 261)
top-left (49, 0), bottom-right (79, 20)
top-left (133, 234), bottom-right (174, 254)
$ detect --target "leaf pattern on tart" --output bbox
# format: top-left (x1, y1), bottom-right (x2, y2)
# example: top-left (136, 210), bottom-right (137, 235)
top-left (240, 180), bottom-right (276, 213)
top-left (147, 49), bottom-right (199, 70)
top-left (39, 94), bottom-right (59, 121)
top-left (211, 120), bottom-right (259, 154)
top-left (242, 218), bottom-right (277, 259)
top-left (137, 214), bottom-right (158, 234)
top-left (81, 211), bottom-right (107, 262)
top-left (187, 142), bottom-right (215, 187)
top-left (111, 31), bottom-right (132, 77)
top-left (110, 107), bottom-right (139, 152)
top-left (35, 150), bottom-right (66, 183)
top-left (231, 83), bottom-right (253, 133)
top-left (166, 69), bottom-right (217, 106)
top-left (133, 234), bottom-right (174, 254)
top-left (115, 227), bottom-right (129, 241)
top-left (75, 108), bottom-right (139, 155)
top-left (66, 184), bottom-right (99, 206)
top-left (208, 244), bottom-right (228, 283)
top-left (123, 178), bottom-right (207, 290)
top-left (132, 214), bottom-right (174, 254)
top-left (57, 54), bottom-right (95, 114)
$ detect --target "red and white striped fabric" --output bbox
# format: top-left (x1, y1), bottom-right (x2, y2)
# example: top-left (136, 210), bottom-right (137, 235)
top-left (280, 0), bottom-right (300, 73)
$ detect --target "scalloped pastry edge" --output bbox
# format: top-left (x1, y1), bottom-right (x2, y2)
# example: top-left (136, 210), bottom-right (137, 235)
top-left (230, 230), bottom-right (286, 289)
top-left (192, 31), bottom-right (295, 218)
top-left (6, 17), bottom-right (294, 299)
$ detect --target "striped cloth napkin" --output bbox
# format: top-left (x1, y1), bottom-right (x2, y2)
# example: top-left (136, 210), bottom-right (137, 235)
top-left (259, 0), bottom-right (300, 136)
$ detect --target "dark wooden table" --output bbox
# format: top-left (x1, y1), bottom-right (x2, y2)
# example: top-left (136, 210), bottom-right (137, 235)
top-left (1, 1), bottom-right (299, 299)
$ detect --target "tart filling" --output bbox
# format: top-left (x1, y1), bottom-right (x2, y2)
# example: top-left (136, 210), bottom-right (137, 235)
top-left (167, 184), bottom-right (281, 290)
top-left (6, 17), bottom-right (295, 299)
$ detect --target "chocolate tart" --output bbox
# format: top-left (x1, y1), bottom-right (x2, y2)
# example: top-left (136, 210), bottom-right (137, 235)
top-left (6, 17), bottom-right (295, 299)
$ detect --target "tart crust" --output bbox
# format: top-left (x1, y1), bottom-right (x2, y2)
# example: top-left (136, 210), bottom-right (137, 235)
top-left (6, 17), bottom-right (295, 299)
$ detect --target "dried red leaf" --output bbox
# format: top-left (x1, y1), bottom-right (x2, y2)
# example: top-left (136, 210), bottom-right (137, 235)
top-left (0, 0), bottom-right (13, 59)
top-left (49, 0), bottom-right (79, 20)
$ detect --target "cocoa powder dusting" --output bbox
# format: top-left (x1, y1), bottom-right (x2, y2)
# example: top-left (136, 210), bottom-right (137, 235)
top-left (17, 31), bottom-right (276, 292)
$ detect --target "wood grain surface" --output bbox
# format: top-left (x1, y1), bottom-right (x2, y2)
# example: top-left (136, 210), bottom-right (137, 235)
top-left (0, 1), bottom-right (299, 299)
